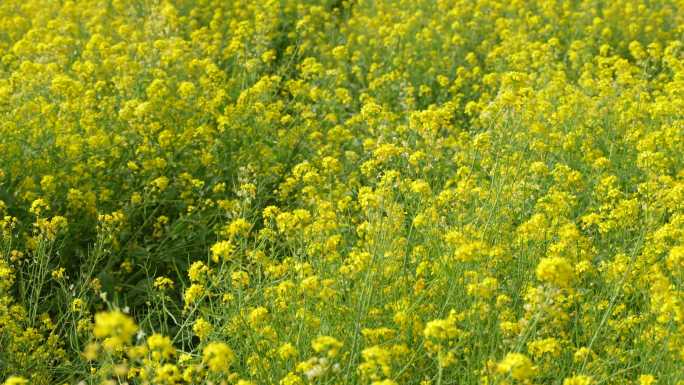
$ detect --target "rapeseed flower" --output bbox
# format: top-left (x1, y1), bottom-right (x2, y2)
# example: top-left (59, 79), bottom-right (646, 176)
top-left (93, 310), bottom-right (137, 352)
top-left (2, 0), bottom-right (684, 383)
top-left (202, 342), bottom-right (235, 374)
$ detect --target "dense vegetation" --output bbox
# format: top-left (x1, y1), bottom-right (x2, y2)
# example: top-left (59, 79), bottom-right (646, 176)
top-left (2, 0), bottom-right (684, 384)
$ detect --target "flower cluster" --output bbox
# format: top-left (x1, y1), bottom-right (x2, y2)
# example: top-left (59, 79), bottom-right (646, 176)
top-left (1, 0), bottom-right (683, 384)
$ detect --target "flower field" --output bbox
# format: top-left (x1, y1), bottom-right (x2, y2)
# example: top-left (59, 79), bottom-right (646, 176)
top-left (1, 0), bottom-right (684, 384)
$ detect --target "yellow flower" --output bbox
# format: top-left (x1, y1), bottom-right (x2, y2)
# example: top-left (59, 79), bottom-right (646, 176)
top-left (280, 373), bottom-right (304, 385)
top-left (154, 363), bottom-right (181, 384)
top-left (51, 267), bottom-right (66, 279)
top-left (225, 218), bottom-right (251, 238)
top-left (193, 317), bottom-right (213, 340)
top-left (93, 310), bottom-right (138, 352)
top-left (203, 341), bottom-right (235, 373)
top-left (278, 343), bottom-right (298, 360)
top-left (563, 375), bottom-right (593, 385)
top-left (536, 256), bottom-right (574, 287)
top-left (359, 345), bottom-right (393, 378)
top-left (147, 333), bottom-right (175, 360)
top-left (3, 376), bottom-right (28, 385)
top-left (177, 81), bottom-right (196, 99)
top-left (573, 347), bottom-right (593, 363)
top-left (211, 240), bottom-right (234, 262)
top-left (371, 381), bottom-right (398, 385)
top-left (666, 246), bottom-right (684, 271)
top-left (131, 192), bottom-right (143, 205)
top-left (183, 284), bottom-right (205, 309)
top-left (248, 307), bottom-right (269, 327)
top-left (232, 270), bottom-right (250, 289)
top-left (424, 311), bottom-right (461, 341)
top-left (153, 276), bottom-right (175, 291)
top-left (71, 298), bottom-right (86, 312)
top-left (311, 336), bottom-right (343, 358)
top-left (638, 375), bottom-right (656, 385)
top-left (151, 176), bottom-right (170, 191)
top-left (29, 198), bottom-right (49, 216)
top-left (496, 353), bottom-right (536, 381)
top-left (527, 337), bottom-right (561, 358)
top-left (188, 261), bottom-right (210, 282)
